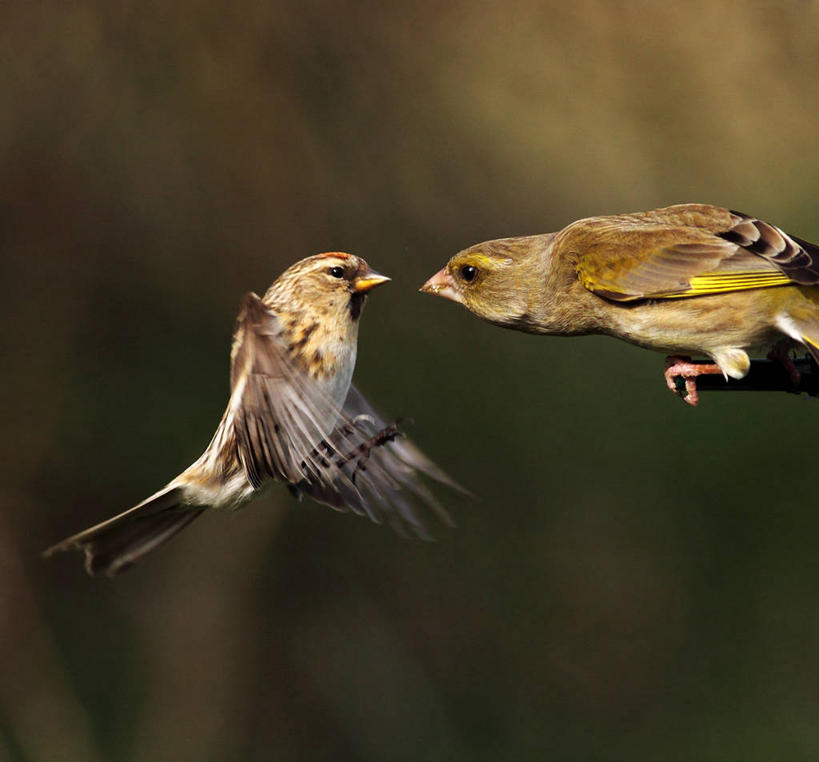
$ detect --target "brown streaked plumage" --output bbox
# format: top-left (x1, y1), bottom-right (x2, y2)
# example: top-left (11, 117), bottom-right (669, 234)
top-left (45, 253), bottom-right (459, 576)
top-left (421, 204), bottom-right (819, 405)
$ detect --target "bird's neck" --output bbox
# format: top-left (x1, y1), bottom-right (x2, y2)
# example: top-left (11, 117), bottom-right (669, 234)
top-left (508, 248), bottom-right (604, 336)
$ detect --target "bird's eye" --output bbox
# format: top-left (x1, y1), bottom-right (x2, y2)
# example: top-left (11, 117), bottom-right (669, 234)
top-left (460, 265), bottom-right (478, 282)
top-left (328, 266), bottom-right (344, 278)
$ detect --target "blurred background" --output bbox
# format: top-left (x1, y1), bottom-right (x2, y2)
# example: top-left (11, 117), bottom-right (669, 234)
top-left (3, 1), bottom-right (819, 759)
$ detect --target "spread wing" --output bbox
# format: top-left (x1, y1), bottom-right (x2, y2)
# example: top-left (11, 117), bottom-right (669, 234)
top-left (574, 204), bottom-right (819, 302)
top-left (229, 292), bottom-right (457, 538)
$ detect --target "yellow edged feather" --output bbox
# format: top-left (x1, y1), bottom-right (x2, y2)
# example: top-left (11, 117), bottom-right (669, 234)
top-left (653, 270), bottom-right (793, 299)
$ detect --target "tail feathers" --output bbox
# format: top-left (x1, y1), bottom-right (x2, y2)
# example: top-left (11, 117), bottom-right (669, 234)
top-left (43, 486), bottom-right (204, 577)
top-left (803, 336), bottom-right (819, 365)
top-left (778, 311), bottom-right (819, 366)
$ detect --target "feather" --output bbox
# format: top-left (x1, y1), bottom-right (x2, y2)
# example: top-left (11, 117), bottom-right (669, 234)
top-left (42, 486), bottom-right (202, 577)
top-left (229, 293), bottom-right (459, 538)
top-left (575, 205), bottom-right (819, 302)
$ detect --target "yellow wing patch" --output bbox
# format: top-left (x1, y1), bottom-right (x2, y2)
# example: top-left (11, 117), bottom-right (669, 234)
top-left (654, 270), bottom-right (793, 298)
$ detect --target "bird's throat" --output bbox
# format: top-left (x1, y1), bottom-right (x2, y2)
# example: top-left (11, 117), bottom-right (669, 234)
top-left (349, 293), bottom-right (365, 320)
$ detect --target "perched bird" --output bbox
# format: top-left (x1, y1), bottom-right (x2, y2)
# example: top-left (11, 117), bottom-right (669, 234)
top-left (46, 253), bottom-right (457, 576)
top-left (421, 204), bottom-right (819, 405)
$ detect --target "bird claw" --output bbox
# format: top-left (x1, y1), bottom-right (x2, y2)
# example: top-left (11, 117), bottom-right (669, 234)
top-left (663, 355), bottom-right (723, 407)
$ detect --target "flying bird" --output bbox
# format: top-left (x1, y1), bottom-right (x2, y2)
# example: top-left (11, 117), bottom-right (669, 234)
top-left (421, 204), bottom-right (819, 405)
top-left (46, 253), bottom-right (457, 576)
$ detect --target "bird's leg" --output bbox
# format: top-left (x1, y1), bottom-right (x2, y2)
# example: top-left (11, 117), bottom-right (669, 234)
top-left (663, 355), bottom-right (723, 406)
top-left (300, 421), bottom-right (402, 485)
top-left (766, 340), bottom-right (801, 387)
top-left (326, 421), bottom-right (403, 483)
top-left (348, 423), bottom-right (402, 485)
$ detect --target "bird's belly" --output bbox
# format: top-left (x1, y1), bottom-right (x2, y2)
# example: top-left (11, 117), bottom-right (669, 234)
top-left (301, 330), bottom-right (357, 410)
top-left (602, 290), bottom-right (784, 356)
top-left (318, 355), bottom-right (355, 409)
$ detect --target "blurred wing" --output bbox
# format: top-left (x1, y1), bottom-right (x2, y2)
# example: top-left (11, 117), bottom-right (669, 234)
top-left (575, 206), bottom-right (818, 302)
top-left (230, 292), bottom-right (340, 489)
top-left (319, 385), bottom-right (460, 538)
top-left (230, 293), bottom-right (458, 538)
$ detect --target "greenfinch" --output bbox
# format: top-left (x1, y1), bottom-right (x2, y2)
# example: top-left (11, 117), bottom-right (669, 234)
top-left (421, 204), bottom-right (819, 405)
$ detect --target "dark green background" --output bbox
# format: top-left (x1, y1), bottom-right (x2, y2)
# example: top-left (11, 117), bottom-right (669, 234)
top-left (4, 2), bottom-right (819, 760)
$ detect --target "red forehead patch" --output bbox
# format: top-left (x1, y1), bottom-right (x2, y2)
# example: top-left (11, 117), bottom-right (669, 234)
top-left (317, 251), bottom-right (352, 259)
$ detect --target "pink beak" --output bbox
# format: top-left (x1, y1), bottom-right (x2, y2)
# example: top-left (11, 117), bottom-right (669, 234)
top-left (419, 268), bottom-right (464, 304)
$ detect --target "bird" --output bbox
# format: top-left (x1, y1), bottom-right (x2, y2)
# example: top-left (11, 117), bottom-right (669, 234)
top-left (420, 204), bottom-right (819, 406)
top-left (45, 252), bottom-right (457, 576)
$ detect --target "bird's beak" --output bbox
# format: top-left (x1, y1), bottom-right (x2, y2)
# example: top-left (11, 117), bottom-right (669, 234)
top-left (419, 268), bottom-right (463, 304)
top-left (353, 269), bottom-right (391, 293)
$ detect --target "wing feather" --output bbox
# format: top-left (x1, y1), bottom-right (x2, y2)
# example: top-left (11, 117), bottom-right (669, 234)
top-left (574, 205), bottom-right (818, 302)
top-left (229, 292), bottom-right (459, 537)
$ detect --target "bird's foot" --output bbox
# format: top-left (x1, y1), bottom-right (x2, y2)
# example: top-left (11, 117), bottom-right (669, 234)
top-left (767, 341), bottom-right (801, 387)
top-left (663, 355), bottom-right (723, 406)
top-left (347, 422), bottom-right (402, 484)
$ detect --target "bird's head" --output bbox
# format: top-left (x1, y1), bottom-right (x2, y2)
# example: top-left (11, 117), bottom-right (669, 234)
top-left (267, 252), bottom-right (391, 325)
top-left (420, 235), bottom-right (554, 328)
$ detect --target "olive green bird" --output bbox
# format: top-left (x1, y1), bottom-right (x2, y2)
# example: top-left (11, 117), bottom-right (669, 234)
top-left (421, 204), bottom-right (819, 405)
